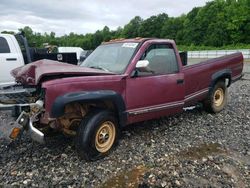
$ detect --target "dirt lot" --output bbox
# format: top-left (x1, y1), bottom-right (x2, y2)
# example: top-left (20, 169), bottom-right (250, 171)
top-left (0, 65), bottom-right (249, 187)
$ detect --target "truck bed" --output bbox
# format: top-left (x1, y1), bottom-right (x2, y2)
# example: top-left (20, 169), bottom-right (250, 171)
top-left (182, 53), bottom-right (244, 106)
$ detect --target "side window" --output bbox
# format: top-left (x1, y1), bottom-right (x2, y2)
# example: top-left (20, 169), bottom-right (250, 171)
top-left (0, 37), bottom-right (10, 53)
top-left (140, 44), bottom-right (179, 75)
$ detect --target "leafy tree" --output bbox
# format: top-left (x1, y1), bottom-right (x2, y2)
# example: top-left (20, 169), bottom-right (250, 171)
top-left (161, 15), bottom-right (185, 43)
top-left (102, 26), bottom-right (111, 41)
top-left (121, 16), bottom-right (143, 38)
top-left (139, 13), bottom-right (169, 37)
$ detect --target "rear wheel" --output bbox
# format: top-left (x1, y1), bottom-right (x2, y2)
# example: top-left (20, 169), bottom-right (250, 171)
top-left (75, 109), bottom-right (119, 161)
top-left (204, 80), bottom-right (227, 113)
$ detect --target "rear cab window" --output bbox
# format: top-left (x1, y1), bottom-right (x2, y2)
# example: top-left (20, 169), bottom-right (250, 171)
top-left (0, 37), bottom-right (10, 53)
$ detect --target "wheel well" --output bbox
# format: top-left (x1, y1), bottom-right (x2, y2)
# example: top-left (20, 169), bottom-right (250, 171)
top-left (51, 90), bottom-right (127, 131)
top-left (208, 71), bottom-right (231, 98)
top-left (211, 70), bottom-right (232, 88)
top-left (86, 100), bottom-right (125, 126)
top-left (56, 100), bottom-right (124, 136)
top-left (214, 76), bottom-right (231, 87)
top-left (61, 100), bottom-right (118, 115)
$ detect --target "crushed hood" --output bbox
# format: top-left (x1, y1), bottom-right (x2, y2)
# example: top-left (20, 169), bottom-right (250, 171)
top-left (11, 59), bottom-right (115, 85)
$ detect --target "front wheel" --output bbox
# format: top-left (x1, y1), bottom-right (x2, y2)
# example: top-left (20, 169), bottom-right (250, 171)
top-left (75, 109), bottom-right (119, 161)
top-left (203, 80), bottom-right (228, 113)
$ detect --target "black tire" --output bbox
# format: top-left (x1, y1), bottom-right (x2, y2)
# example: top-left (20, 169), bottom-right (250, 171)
top-left (75, 109), bottom-right (119, 161)
top-left (203, 80), bottom-right (228, 113)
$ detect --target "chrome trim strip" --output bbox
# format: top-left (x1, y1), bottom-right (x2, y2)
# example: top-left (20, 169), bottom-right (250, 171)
top-left (0, 103), bottom-right (32, 108)
top-left (0, 101), bottom-right (43, 109)
top-left (127, 101), bottom-right (184, 115)
top-left (184, 88), bottom-right (209, 102)
top-left (127, 88), bottom-right (209, 116)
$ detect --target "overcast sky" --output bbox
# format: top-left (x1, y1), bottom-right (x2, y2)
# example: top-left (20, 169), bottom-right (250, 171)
top-left (0, 0), bottom-right (209, 36)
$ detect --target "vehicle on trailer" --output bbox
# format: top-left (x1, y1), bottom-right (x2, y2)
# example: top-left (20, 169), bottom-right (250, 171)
top-left (0, 38), bottom-right (243, 161)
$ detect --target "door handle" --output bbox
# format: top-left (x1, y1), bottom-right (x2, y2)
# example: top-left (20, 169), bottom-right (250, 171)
top-left (6, 58), bottom-right (17, 61)
top-left (177, 79), bottom-right (184, 84)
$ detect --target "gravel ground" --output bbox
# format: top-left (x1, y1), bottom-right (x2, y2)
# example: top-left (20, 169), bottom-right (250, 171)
top-left (0, 74), bottom-right (249, 187)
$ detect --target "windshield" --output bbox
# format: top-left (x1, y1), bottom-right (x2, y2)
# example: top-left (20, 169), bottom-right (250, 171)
top-left (81, 42), bottom-right (139, 74)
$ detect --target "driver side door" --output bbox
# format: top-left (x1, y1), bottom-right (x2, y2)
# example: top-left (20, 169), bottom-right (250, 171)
top-left (126, 43), bottom-right (185, 124)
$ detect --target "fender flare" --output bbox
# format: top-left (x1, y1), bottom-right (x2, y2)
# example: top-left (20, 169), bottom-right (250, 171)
top-left (50, 90), bottom-right (127, 126)
top-left (210, 69), bottom-right (232, 88)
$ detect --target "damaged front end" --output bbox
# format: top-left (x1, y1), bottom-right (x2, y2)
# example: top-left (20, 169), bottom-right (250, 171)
top-left (0, 85), bottom-right (45, 143)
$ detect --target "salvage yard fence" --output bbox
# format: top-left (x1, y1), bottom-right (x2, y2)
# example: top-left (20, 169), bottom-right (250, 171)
top-left (188, 49), bottom-right (250, 59)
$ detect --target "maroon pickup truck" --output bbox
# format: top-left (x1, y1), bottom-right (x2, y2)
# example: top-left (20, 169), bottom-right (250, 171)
top-left (0, 38), bottom-right (243, 160)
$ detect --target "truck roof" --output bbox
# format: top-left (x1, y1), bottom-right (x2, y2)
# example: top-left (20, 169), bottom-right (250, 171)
top-left (102, 37), bottom-right (175, 45)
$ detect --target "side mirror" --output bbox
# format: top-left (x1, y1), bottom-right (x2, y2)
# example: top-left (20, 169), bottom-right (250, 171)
top-left (136, 60), bottom-right (151, 72)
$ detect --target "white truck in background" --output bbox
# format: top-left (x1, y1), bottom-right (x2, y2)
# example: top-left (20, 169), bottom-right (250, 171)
top-left (0, 34), bottom-right (26, 86)
top-left (0, 33), bottom-right (78, 87)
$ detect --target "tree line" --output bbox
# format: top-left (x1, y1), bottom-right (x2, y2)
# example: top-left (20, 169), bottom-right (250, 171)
top-left (2, 0), bottom-right (249, 50)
